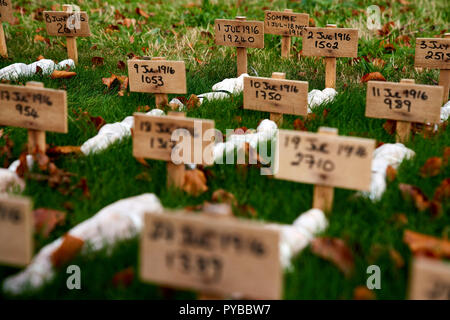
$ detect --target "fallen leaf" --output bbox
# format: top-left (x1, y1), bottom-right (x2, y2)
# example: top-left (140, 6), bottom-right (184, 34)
top-left (399, 183), bottom-right (430, 211)
top-left (386, 165), bottom-right (397, 182)
top-left (136, 7), bottom-right (153, 18)
top-left (33, 208), bottom-right (66, 238)
top-left (135, 157), bottom-right (149, 167)
top-left (354, 286), bottom-right (375, 300)
top-left (91, 56), bottom-right (104, 67)
top-left (403, 230), bottom-right (450, 259)
top-left (129, 35), bottom-right (135, 44)
top-left (433, 178), bottom-right (450, 202)
top-left (183, 169), bottom-right (208, 196)
top-left (311, 237), bottom-right (355, 277)
top-left (293, 118), bottom-right (306, 131)
top-left (117, 60), bottom-right (126, 70)
top-left (47, 145), bottom-right (81, 156)
top-left (420, 157), bottom-right (442, 178)
top-left (34, 152), bottom-right (50, 171)
top-left (34, 34), bottom-right (50, 45)
top-left (36, 55), bottom-right (45, 61)
top-left (211, 189), bottom-right (237, 207)
top-left (112, 267), bottom-right (134, 287)
top-left (383, 120), bottom-right (396, 135)
top-left (186, 94), bottom-right (200, 109)
top-left (51, 70), bottom-right (77, 79)
top-left (383, 43), bottom-right (396, 53)
top-left (377, 21), bottom-right (395, 36)
top-left (361, 72), bottom-right (386, 83)
top-left (51, 234), bottom-right (84, 268)
top-left (372, 58), bottom-right (386, 68)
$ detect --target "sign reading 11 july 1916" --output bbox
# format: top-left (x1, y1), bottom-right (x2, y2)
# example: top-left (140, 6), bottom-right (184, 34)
top-left (140, 211), bottom-right (282, 299)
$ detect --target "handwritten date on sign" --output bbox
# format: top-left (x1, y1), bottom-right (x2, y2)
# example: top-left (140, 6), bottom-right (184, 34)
top-left (264, 11), bottom-right (309, 37)
top-left (409, 257), bottom-right (450, 300)
top-left (128, 60), bottom-right (187, 94)
top-left (214, 19), bottom-right (264, 48)
top-left (275, 130), bottom-right (375, 190)
top-left (0, 0), bottom-right (14, 24)
top-left (0, 195), bottom-right (33, 267)
top-left (43, 11), bottom-right (91, 37)
top-left (243, 76), bottom-right (308, 115)
top-left (140, 211), bottom-right (282, 299)
top-left (415, 38), bottom-right (450, 69)
top-left (133, 113), bottom-right (215, 165)
top-left (302, 27), bottom-right (358, 58)
top-left (365, 81), bottom-right (443, 123)
top-left (0, 84), bottom-right (68, 133)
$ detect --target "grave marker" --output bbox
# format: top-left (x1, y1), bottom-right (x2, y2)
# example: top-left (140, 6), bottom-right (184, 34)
top-left (0, 0), bottom-right (13, 58)
top-left (0, 81), bottom-right (68, 153)
top-left (415, 34), bottom-right (450, 104)
top-left (302, 25), bottom-right (358, 89)
top-left (264, 9), bottom-right (309, 58)
top-left (133, 112), bottom-right (215, 188)
top-left (128, 57), bottom-right (187, 108)
top-left (0, 195), bottom-right (33, 267)
top-left (243, 72), bottom-right (308, 125)
top-left (43, 4), bottom-right (91, 64)
top-left (215, 17), bottom-right (264, 76)
top-left (140, 210), bottom-right (282, 299)
top-left (274, 127), bottom-right (375, 212)
top-left (409, 257), bottom-right (450, 300)
top-left (365, 79), bottom-right (444, 143)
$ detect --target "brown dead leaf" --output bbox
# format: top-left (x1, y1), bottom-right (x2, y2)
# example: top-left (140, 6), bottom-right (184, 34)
top-left (34, 34), bottom-right (50, 45)
top-left (386, 165), bottom-right (397, 182)
top-left (399, 183), bottom-right (430, 211)
top-left (361, 72), bottom-right (386, 83)
top-left (403, 230), bottom-right (450, 259)
top-left (117, 60), bottom-right (126, 70)
top-left (383, 43), bottom-right (396, 53)
top-left (136, 7), bottom-right (154, 18)
top-left (91, 56), bottom-right (104, 67)
top-left (34, 152), bottom-right (50, 171)
top-left (51, 234), bottom-right (84, 268)
top-left (420, 157), bottom-right (443, 178)
top-left (112, 267), bottom-right (134, 287)
top-left (211, 189), bottom-right (237, 207)
top-left (395, 35), bottom-right (411, 47)
top-left (47, 146), bottom-right (81, 156)
top-left (186, 94), bottom-right (200, 109)
top-left (135, 157), bottom-right (149, 167)
top-left (51, 70), bottom-right (77, 79)
top-left (293, 118), bottom-right (306, 131)
top-left (311, 237), bottom-right (355, 277)
top-left (354, 286), bottom-right (375, 300)
top-left (377, 21), bottom-right (395, 36)
top-left (16, 152), bottom-right (29, 178)
top-left (383, 120), bottom-right (396, 135)
top-left (33, 208), bottom-right (66, 238)
top-left (183, 169), bottom-right (208, 196)
top-left (372, 58), bottom-right (386, 68)
top-left (433, 178), bottom-right (450, 202)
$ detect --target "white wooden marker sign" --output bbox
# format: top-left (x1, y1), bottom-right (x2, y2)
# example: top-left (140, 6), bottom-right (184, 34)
top-left (0, 195), bottom-right (33, 267)
top-left (415, 34), bottom-right (450, 104)
top-left (44, 5), bottom-right (91, 63)
top-left (140, 210), bottom-right (282, 299)
top-left (409, 257), bottom-right (450, 300)
top-left (0, 0), bottom-right (14, 58)
top-left (215, 17), bottom-right (264, 76)
top-left (264, 9), bottom-right (309, 58)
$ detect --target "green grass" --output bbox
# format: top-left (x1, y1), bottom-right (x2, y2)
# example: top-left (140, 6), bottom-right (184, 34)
top-left (0, 0), bottom-right (449, 300)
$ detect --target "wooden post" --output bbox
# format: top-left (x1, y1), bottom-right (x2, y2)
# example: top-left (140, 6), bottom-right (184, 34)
top-left (236, 16), bottom-right (247, 76)
top-left (25, 82), bottom-right (46, 153)
top-left (0, 23), bottom-right (7, 58)
top-left (312, 127), bottom-right (338, 213)
top-left (281, 9), bottom-right (293, 58)
top-left (324, 24), bottom-right (337, 89)
top-left (152, 57), bottom-right (169, 108)
top-left (63, 5), bottom-right (78, 64)
top-left (439, 33), bottom-right (450, 104)
top-left (269, 72), bottom-right (285, 126)
top-left (396, 79), bottom-right (415, 143)
top-left (166, 111), bottom-right (186, 188)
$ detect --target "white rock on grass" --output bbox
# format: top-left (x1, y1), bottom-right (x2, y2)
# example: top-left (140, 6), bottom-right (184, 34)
top-left (2, 193), bottom-right (163, 295)
top-left (198, 73), bottom-right (249, 102)
top-left (0, 59), bottom-right (75, 80)
top-left (0, 169), bottom-right (25, 193)
top-left (308, 88), bottom-right (337, 112)
top-left (441, 100), bottom-right (450, 122)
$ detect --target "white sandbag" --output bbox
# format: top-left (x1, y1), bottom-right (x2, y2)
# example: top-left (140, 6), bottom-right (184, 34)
top-left (308, 88), bottom-right (337, 111)
top-left (2, 193), bottom-right (163, 295)
top-left (0, 59), bottom-right (76, 80)
top-left (0, 169), bottom-right (25, 193)
top-left (441, 100), bottom-right (450, 122)
top-left (198, 73), bottom-right (248, 103)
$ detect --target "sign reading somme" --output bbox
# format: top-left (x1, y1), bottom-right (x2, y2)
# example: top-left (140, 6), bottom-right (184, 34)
top-left (140, 211), bottom-right (282, 299)
top-left (366, 81), bottom-right (443, 123)
top-left (415, 38), bottom-right (450, 69)
top-left (0, 0), bottom-right (14, 23)
top-left (0, 84), bottom-right (68, 133)
top-left (275, 130), bottom-right (375, 190)
top-left (244, 76), bottom-right (308, 115)
top-left (44, 10), bottom-right (90, 37)
top-left (214, 19), bottom-right (264, 48)
top-left (128, 60), bottom-right (187, 94)
top-left (0, 195), bottom-right (33, 267)
top-left (264, 10), bottom-right (309, 37)
top-left (302, 27), bottom-right (358, 57)
top-left (133, 113), bottom-right (215, 165)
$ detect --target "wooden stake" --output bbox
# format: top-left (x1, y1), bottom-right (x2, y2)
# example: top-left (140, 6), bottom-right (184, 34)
top-left (269, 72), bottom-right (286, 126)
top-left (152, 57), bottom-right (169, 108)
top-left (281, 9), bottom-right (293, 58)
top-left (312, 127), bottom-right (338, 213)
top-left (25, 82), bottom-right (46, 153)
top-left (63, 5), bottom-right (78, 64)
top-left (0, 23), bottom-right (7, 58)
top-left (166, 111), bottom-right (186, 188)
top-left (438, 33), bottom-right (450, 104)
top-left (236, 16), bottom-right (247, 76)
top-left (396, 79), bottom-right (415, 143)
top-left (324, 24), bottom-right (337, 89)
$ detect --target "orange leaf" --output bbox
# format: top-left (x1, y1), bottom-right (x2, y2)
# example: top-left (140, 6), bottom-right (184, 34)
top-left (310, 237), bottom-right (355, 277)
top-left (377, 21), bottom-right (395, 36)
top-left (211, 189), bottom-right (237, 207)
top-left (420, 157), bottom-right (442, 178)
top-left (433, 178), bottom-right (450, 202)
top-left (102, 74), bottom-right (118, 89)
top-left (403, 230), bottom-right (450, 259)
top-left (112, 267), bottom-right (134, 287)
top-left (34, 34), bottom-right (49, 45)
top-left (51, 234), bottom-right (84, 268)
top-left (33, 208), bottom-right (66, 238)
top-left (353, 286), bottom-right (376, 300)
top-left (399, 183), bottom-right (430, 211)
top-left (293, 118), bottom-right (306, 131)
top-left (361, 72), bottom-right (386, 83)
top-left (383, 120), bottom-right (396, 135)
top-left (136, 7), bottom-right (153, 18)
top-left (47, 145), bottom-right (81, 156)
top-left (183, 169), bottom-right (208, 196)
top-left (372, 58), bottom-right (386, 68)
top-left (51, 70), bottom-right (77, 79)
top-left (91, 56), bottom-right (104, 66)
top-left (186, 94), bottom-right (200, 109)
top-left (135, 157), bottom-right (149, 167)
top-left (386, 165), bottom-right (397, 182)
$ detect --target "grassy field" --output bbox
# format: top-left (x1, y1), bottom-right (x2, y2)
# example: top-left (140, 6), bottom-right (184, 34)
top-left (0, 0), bottom-right (449, 299)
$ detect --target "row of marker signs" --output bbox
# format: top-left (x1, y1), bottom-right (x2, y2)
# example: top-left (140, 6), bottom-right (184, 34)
top-left (0, 3), bottom-right (449, 299)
